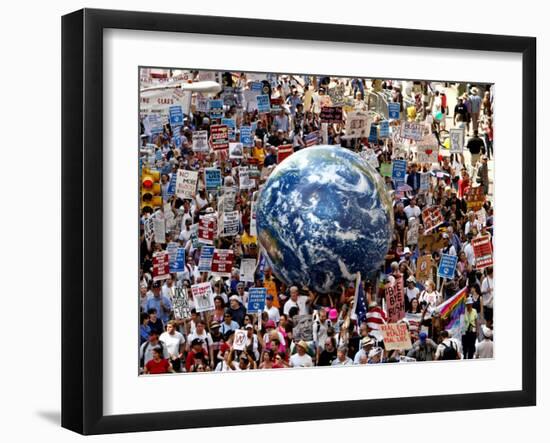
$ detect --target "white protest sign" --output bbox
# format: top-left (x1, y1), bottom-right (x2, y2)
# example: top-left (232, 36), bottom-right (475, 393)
top-left (416, 134), bottom-right (439, 163)
top-left (250, 191), bottom-right (259, 237)
top-left (176, 170), bottom-right (198, 200)
top-left (401, 121), bottom-right (424, 141)
top-left (191, 282), bottom-right (215, 313)
top-left (239, 258), bottom-right (257, 283)
top-left (229, 142), bottom-right (244, 159)
top-left (192, 130), bottom-right (209, 152)
top-left (144, 215), bottom-right (154, 248)
top-left (233, 329), bottom-right (247, 351)
top-left (222, 210), bottom-right (240, 237)
top-left (153, 212), bottom-right (166, 244)
top-left (449, 128), bottom-right (465, 153)
top-left (238, 167), bottom-right (253, 190)
top-left (345, 111), bottom-right (370, 138)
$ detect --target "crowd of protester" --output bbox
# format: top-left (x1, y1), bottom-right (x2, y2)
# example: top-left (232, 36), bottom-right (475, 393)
top-left (139, 71), bottom-right (494, 374)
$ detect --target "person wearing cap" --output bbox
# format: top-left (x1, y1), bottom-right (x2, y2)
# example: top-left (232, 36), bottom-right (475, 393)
top-left (289, 340), bottom-right (313, 368)
top-left (228, 294), bottom-right (246, 326)
top-left (187, 320), bottom-right (214, 364)
top-left (353, 336), bottom-right (375, 364)
top-left (475, 324), bottom-right (493, 359)
top-left (407, 331), bottom-right (438, 361)
top-left (209, 321), bottom-right (224, 368)
top-left (405, 276), bottom-right (420, 311)
top-left (185, 337), bottom-right (206, 372)
top-left (159, 320), bottom-right (186, 372)
top-left (264, 294), bottom-right (280, 323)
top-left (244, 323), bottom-right (260, 361)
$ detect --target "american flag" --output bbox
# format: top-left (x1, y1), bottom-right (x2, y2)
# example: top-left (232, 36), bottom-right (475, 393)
top-left (353, 273), bottom-right (368, 326)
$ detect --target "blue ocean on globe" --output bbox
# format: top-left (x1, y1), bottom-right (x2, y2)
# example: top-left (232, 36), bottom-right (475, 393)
top-left (256, 145), bottom-right (393, 293)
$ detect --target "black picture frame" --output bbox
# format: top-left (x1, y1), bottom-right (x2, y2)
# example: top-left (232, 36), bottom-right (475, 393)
top-left (62, 8), bottom-right (537, 435)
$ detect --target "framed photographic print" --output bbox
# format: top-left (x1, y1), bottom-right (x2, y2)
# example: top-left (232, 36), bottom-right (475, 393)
top-left (62, 8), bottom-right (536, 435)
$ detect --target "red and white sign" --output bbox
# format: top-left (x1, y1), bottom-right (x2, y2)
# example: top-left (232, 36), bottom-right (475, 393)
top-left (277, 144), bottom-right (294, 163)
top-left (472, 235), bottom-right (494, 270)
top-left (152, 251), bottom-right (170, 281)
top-left (211, 249), bottom-right (235, 277)
top-left (198, 215), bottom-right (217, 245)
top-left (422, 206), bottom-right (445, 233)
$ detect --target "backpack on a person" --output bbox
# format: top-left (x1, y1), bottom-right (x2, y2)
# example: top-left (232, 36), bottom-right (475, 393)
top-left (441, 341), bottom-right (458, 360)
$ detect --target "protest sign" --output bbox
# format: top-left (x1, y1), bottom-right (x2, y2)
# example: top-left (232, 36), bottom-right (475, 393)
top-left (233, 329), bottom-right (247, 351)
top-left (472, 235), bottom-right (494, 270)
top-left (406, 217), bottom-right (419, 245)
top-left (165, 242), bottom-right (179, 269)
top-left (247, 288), bottom-right (267, 312)
top-left (250, 191), bottom-right (259, 237)
top-left (166, 172), bottom-right (177, 197)
top-left (388, 102), bottom-right (401, 120)
top-left (385, 275), bottom-right (405, 323)
top-left (198, 245), bottom-right (215, 272)
top-left (422, 206), bottom-right (445, 232)
top-left (328, 83), bottom-right (345, 105)
top-left (210, 125), bottom-right (229, 151)
top-left (465, 186), bottom-right (485, 211)
top-left (292, 315), bottom-right (314, 341)
top-left (400, 121), bottom-right (424, 141)
top-left (437, 253), bottom-right (458, 279)
top-left (304, 131), bottom-right (319, 147)
top-left (229, 142), bottom-right (244, 159)
top-left (320, 106), bottom-right (343, 123)
top-left (221, 87), bottom-right (237, 107)
top-left (204, 168), bottom-right (222, 191)
top-left (379, 120), bottom-right (390, 138)
top-left (256, 94), bottom-right (271, 113)
top-left (195, 94), bottom-right (209, 113)
top-left (239, 125), bottom-right (253, 147)
top-left (211, 249), bottom-right (235, 277)
top-left (164, 204), bottom-right (176, 233)
top-left (416, 254), bottom-right (433, 282)
top-left (198, 215), bottom-right (217, 245)
top-left (449, 128), bottom-right (465, 153)
top-left (239, 258), bottom-right (257, 283)
top-left (222, 186), bottom-right (238, 212)
top-left (191, 282), bottom-right (215, 313)
top-left (418, 232), bottom-right (446, 253)
top-left (345, 111), bottom-right (370, 138)
top-left (208, 99), bottom-right (224, 119)
top-left (270, 97), bottom-right (284, 114)
top-left (391, 159), bottom-right (407, 184)
top-left (168, 105), bottom-right (184, 127)
top-left (176, 170), bottom-right (198, 200)
top-left (153, 213), bottom-right (166, 244)
top-left (173, 286), bottom-right (192, 320)
top-left (419, 172), bottom-right (430, 193)
top-left (144, 216), bottom-right (154, 249)
top-left (417, 135), bottom-right (439, 163)
top-left (380, 323), bottom-right (412, 351)
top-left (238, 167), bottom-right (254, 190)
top-left (222, 118), bottom-right (236, 141)
top-left (221, 210), bottom-right (240, 237)
top-left (152, 251), bottom-right (170, 281)
top-left (368, 123), bottom-right (378, 143)
top-left (192, 130), bottom-right (209, 152)
top-left (359, 148), bottom-right (380, 169)
top-left (169, 247), bottom-right (185, 273)
top-left (380, 162), bottom-right (393, 177)
top-left (277, 144), bottom-right (294, 163)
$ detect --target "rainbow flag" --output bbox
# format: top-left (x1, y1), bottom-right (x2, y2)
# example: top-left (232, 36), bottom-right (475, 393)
top-left (436, 287), bottom-right (467, 338)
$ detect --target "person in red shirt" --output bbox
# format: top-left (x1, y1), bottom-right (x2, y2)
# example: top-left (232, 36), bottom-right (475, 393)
top-left (185, 338), bottom-right (206, 372)
top-left (144, 348), bottom-right (173, 375)
top-left (457, 168), bottom-right (470, 199)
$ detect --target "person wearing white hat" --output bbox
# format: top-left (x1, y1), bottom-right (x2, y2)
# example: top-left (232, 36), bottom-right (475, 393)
top-left (475, 325), bottom-right (494, 359)
top-left (462, 295), bottom-right (478, 359)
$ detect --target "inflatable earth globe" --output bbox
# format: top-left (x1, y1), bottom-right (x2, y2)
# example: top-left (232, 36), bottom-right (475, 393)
top-left (256, 145), bottom-right (393, 294)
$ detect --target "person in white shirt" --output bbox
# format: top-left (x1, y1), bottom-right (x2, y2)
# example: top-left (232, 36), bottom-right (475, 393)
top-left (331, 346), bottom-right (353, 366)
top-left (289, 340), bottom-right (313, 367)
top-left (264, 294), bottom-right (280, 323)
top-left (159, 320), bottom-right (186, 372)
top-left (405, 276), bottom-right (420, 306)
top-left (404, 197), bottom-right (421, 220)
top-left (463, 233), bottom-right (476, 267)
top-left (475, 325), bottom-right (493, 358)
top-left (178, 218), bottom-right (193, 242)
top-left (283, 286), bottom-right (309, 316)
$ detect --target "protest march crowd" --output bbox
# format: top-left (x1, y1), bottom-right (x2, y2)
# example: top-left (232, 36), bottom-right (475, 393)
top-left (138, 68), bottom-right (495, 374)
